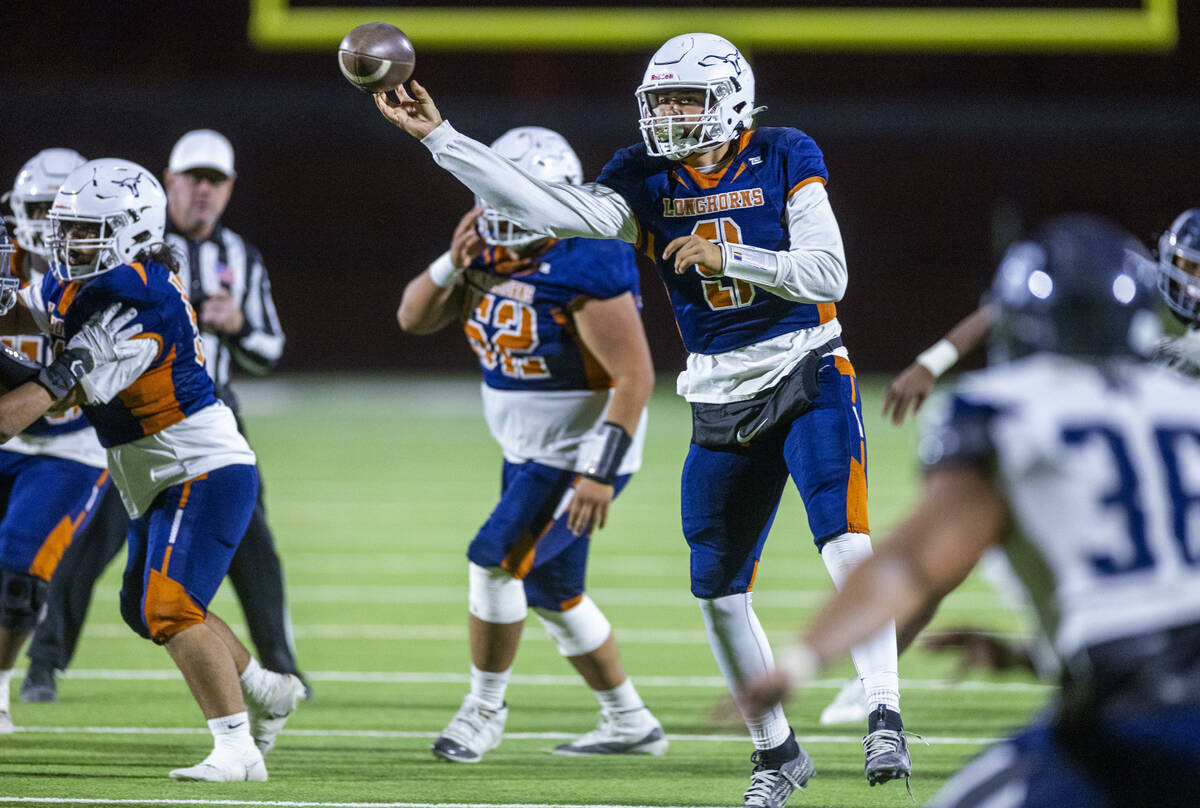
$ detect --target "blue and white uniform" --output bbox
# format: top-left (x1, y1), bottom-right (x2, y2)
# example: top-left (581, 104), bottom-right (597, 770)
top-left (21, 260), bottom-right (257, 643)
top-left (923, 355), bottom-right (1200, 808)
top-left (451, 237), bottom-right (646, 611)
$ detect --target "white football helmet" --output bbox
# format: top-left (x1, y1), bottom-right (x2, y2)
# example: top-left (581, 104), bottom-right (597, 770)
top-left (477, 126), bottom-right (583, 249)
top-left (636, 33), bottom-right (763, 160)
top-left (47, 158), bottom-right (166, 282)
top-left (9, 148), bottom-right (87, 258)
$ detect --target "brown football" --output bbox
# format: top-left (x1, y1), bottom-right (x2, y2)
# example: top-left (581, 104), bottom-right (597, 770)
top-left (337, 22), bottom-right (415, 93)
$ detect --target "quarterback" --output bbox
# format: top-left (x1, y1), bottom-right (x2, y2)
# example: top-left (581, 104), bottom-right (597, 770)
top-left (375, 32), bottom-right (905, 806)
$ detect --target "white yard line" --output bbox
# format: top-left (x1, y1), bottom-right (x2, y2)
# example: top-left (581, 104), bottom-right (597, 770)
top-left (11, 726), bottom-right (1001, 746)
top-left (0, 800), bottom-right (731, 808)
top-left (42, 668), bottom-right (1050, 691)
top-left (86, 584), bottom-right (1010, 609)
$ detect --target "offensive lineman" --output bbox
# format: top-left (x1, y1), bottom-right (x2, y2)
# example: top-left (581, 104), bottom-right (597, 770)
top-left (398, 127), bottom-right (665, 762)
top-left (373, 32), bottom-right (906, 805)
top-left (744, 215), bottom-right (1200, 807)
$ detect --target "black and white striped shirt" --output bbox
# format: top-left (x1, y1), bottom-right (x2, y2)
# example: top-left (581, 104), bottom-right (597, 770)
top-left (165, 220), bottom-right (284, 411)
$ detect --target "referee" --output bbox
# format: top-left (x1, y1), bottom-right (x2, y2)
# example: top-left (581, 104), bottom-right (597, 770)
top-left (163, 129), bottom-right (305, 687)
top-left (22, 130), bottom-right (307, 700)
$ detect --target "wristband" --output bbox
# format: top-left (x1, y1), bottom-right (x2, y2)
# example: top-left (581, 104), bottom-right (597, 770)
top-left (428, 252), bottom-right (464, 288)
top-left (581, 421), bottom-right (632, 485)
top-left (915, 338), bottom-right (959, 378)
top-left (776, 641), bottom-right (820, 684)
top-left (35, 348), bottom-right (93, 400)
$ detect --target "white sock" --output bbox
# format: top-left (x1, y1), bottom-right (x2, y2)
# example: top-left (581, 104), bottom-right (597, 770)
top-left (821, 533), bottom-right (901, 714)
top-left (239, 657), bottom-right (270, 703)
top-left (0, 668), bottom-right (12, 713)
top-left (594, 678), bottom-right (644, 713)
top-left (207, 711), bottom-right (256, 754)
top-left (469, 665), bottom-right (510, 709)
top-left (698, 593), bottom-right (791, 750)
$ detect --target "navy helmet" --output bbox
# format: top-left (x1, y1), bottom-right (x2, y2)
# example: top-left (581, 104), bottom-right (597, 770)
top-left (988, 214), bottom-right (1160, 364)
top-left (1157, 209), bottom-right (1200, 326)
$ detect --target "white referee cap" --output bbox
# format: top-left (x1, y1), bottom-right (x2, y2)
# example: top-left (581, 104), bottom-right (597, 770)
top-left (168, 129), bottom-right (236, 178)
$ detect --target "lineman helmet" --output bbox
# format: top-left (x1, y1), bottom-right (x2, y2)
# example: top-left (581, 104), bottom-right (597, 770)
top-left (47, 158), bottom-right (166, 282)
top-left (9, 148), bottom-right (87, 258)
top-left (477, 127), bottom-right (582, 249)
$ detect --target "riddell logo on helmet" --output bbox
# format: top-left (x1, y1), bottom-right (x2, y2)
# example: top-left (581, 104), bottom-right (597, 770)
top-left (650, 73), bottom-right (675, 80)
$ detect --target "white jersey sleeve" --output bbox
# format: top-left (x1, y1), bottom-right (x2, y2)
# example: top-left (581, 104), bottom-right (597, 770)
top-left (422, 121), bottom-right (639, 244)
top-left (720, 182), bottom-right (848, 303)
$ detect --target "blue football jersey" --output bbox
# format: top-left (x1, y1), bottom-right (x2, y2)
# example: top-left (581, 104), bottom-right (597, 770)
top-left (461, 238), bottom-right (640, 392)
top-left (597, 127), bottom-right (835, 355)
top-left (38, 261), bottom-right (217, 448)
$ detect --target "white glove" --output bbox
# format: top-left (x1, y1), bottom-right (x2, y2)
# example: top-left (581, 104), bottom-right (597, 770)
top-left (68, 303), bottom-right (145, 365)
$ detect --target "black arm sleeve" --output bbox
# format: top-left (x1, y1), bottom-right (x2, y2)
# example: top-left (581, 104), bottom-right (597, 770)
top-left (0, 343), bottom-right (41, 393)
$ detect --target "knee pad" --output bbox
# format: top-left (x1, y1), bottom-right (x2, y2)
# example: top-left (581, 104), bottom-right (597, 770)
top-left (0, 568), bottom-right (47, 632)
top-left (534, 595), bottom-right (611, 657)
top-left (143, 568), bottom-right (206, 644)
top-left (468, 562), bottom-right (527, 624)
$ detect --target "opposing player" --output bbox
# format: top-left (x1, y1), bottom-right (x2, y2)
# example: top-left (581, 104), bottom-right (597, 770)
top-left (375, 33), bottom-right (905, 802)
top-left (744, 215), bottom-right (1200, 807)
top-left (3, 158), bottom-right (302, 781)
top-left (1, 148), bottom-right (131, 707)
top-left (398, 127), bottom-right (665, 763)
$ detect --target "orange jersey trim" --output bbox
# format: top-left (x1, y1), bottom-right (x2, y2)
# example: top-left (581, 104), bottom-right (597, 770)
top-left (787, 176), bottom-right (827, 199)
top-left (56, 282), bottom-right (81, 316)
top-left (817, 302), bottom-right (838, 325)
top-left (679, 130), bottom-right (755, 189)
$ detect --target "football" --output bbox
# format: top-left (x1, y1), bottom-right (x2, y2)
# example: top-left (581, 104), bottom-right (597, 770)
top-left (337, 22), bottom-right (416, 93)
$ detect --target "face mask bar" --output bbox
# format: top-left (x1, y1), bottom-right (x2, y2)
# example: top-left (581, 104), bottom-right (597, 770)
top-left (1158, 232), bottom-right (1200, 323)
top-left (46, 212), bottom-right (121, 282)
top-left (11, 199), bottom-right (55, 257)
top-left (0, 237), bottom-right (16, 315)
top-left (636, 80), bottom-right (735, 160)
top-left (476, 207), bottom-right (550, 249)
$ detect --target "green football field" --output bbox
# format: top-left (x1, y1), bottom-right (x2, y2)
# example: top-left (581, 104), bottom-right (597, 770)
top-left (0, 374), bottom-right (1047, 808)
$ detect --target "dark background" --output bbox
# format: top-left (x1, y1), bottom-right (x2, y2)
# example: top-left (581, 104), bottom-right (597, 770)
top-left (4, 0), bottom-right (1198, 374)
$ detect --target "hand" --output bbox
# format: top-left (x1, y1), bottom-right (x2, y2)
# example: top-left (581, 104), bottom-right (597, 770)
top-left (663, 235), bottom-right (723, 276)
top-left (566, 477), bottom-right (614, 536)
top-left (38, 304), bottom-right (144, 400)
top-left (921, 628), bottom-right (1036, 676)
top-left (69, 303), bottom-right (144, 366)
top-left (374, 80), bottom-right (444, 139)
top-left (739, 669), bottom-right (795, 717)
top-left (199, 290), bottom-right (244, 335)
top-left (881, 362), bottom-right (936, 425)
top-left (450, 207), bottom-right (486, 269)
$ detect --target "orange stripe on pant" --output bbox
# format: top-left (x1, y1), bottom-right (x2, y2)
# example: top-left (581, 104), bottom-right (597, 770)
top-left (27, 470), bottom-right (110, 582)
top-left (144, 477), bottom-right (207, 644)
top-left (832, 355), bottom-right (869, 535)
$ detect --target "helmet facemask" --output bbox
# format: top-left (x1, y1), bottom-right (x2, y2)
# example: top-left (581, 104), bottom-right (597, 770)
top-left (1157, 230), bottom-right (1200, 326)
top-left (0, 225), bottom-right (17, 315)
top-left (475, 199), bottom-right (551, 250)
top-left (637, 80), bottom-right (742, 160)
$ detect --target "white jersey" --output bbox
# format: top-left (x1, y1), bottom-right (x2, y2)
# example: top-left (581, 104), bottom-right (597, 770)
top-left (481, 385), bottom-right (647, 476)
top-left (922, 354), bottom-right (1200, 661)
